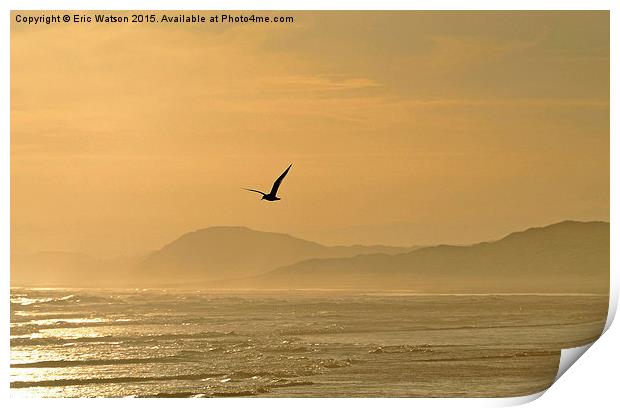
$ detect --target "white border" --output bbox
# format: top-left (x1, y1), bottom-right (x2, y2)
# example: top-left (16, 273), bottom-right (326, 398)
top-left (2, 1), bottom-right (617, 406)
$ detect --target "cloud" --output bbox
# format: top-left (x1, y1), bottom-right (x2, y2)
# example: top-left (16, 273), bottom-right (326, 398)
top-left (263, 75), bottom-right (380, 92)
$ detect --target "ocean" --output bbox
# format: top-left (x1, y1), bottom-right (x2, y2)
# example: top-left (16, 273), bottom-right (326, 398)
top-left (10, 288), bottom-right (607, 397)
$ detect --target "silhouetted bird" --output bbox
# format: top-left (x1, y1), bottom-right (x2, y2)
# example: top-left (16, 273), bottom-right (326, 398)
top-left (244, 164), bottom-right (292, 201)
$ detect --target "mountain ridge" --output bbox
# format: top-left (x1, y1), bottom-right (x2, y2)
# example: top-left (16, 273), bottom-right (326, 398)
top-left (135, 226), bottom-right (413, 284)
top-left (11, 221), bottom-right (609, 293)
top-left (226, 220), bottom-right (609, 293)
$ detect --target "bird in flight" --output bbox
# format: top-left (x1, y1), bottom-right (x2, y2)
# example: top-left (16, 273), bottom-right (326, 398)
top-left (244, 164), bottom-right (292, 201)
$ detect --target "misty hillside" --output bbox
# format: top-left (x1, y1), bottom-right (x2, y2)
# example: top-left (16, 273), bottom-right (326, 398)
top-left (11, 222), bottom-right (609, 292)
top-left (137, 226), bottom-right (411, 284)
top-left (236, 221), bottom-right (609, 293)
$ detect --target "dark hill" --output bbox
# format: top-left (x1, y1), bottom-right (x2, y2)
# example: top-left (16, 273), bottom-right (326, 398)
top-left (240, 221), bottom-right (609, 293)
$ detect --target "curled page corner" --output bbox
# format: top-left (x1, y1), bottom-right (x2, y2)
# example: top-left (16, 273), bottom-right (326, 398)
top-left (495, 390), bottom-right (546, 407)
top-left (555, 343), bottom-right (593, 382)
top-left (492, 343), bottom-right (595, 407)
top-left (548, 279), bottom-right (620, 389)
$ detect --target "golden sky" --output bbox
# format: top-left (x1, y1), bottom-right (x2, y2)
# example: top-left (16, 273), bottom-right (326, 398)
top-left (11, 11), bottom-right (609, 256)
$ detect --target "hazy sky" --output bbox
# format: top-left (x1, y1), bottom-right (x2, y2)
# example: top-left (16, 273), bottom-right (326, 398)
top-left (11, 11), bottom-right (609, 256)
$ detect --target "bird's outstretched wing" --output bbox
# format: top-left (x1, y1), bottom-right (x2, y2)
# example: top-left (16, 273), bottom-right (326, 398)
top-left (269, 164), bottom-right (292, 195)
top-left (244, 188), bottom-right (266, 196)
